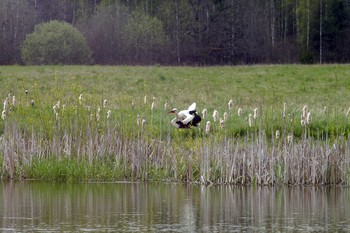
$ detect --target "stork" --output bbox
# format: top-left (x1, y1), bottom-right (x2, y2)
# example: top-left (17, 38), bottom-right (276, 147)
top-left (169, 103), bottom-right (201, 128)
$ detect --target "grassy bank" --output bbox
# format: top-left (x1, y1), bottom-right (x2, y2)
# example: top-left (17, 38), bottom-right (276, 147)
top-left (1, 65), bottom-right (350, 184)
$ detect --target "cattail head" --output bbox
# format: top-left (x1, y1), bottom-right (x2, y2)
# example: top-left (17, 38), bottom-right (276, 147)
top-left (12, 96), bottom-right (16, 106)
top-left (141, 118), bottom-right (146, 130)
top-left (275, 130), bottom-right (280, 139)
top-left (301, 115), bottom-right (306, 127)
top-left (205, 121), bottom-right (211, 134)
top-left (253, 108), bottom-right (258, 119)
top-left (223, 112), bottom-right (228, 121)
top-left (248, 113), bottom-right (253, 127)
top-left (79, 94), bottom-right (83, 104)
top-left (151, 101), bottom-right (155, 110)
top-left (1, 109), bottom-right (6, 120)
top-left (287, 133), bottom-right (293, 144)
top-left (3, 97), bottom-right (9, 111)
top-left (96, 111), bottom-right (100, 122)
top-left (53, 105), bottom-right (58, 114)
top-left (212, 110), bottom-right (219, 122)
top-left (137, 114), bottom-right (141, 126)
top-left (302, 105), bottom-right (307, 118)
top-left (238, 108), bottom-right (242, 116)
top-left (144, 95), bottom-right (147, 104)
top-left (202, 109), bottom-right (207, 119)
top-left (103, 99), bottom-right (108, 108)
top-left (228, 99), bottom-right (233, 110)
top-left (220, 118), bottom-right (225, 128)
top-left (306, 111), bottom-right (311, 125)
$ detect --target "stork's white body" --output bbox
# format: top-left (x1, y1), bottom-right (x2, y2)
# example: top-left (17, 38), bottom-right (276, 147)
top-left (170, 103), bottom-right (197, 128)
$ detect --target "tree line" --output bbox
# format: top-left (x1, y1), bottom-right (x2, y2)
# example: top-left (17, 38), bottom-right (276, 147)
top-left (1, 0), bottom-right (350, 65)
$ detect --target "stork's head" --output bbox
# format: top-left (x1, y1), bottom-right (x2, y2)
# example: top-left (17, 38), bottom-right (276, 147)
top-left (169, 108), bottom-right (178, 114)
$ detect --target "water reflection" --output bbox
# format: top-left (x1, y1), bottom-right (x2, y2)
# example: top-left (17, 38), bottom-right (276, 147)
top-left (1, 182), bottom-right (350, 232)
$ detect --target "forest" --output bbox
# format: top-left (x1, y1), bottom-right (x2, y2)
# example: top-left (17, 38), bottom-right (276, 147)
top-left (1, 0), bottom-right (350, 65)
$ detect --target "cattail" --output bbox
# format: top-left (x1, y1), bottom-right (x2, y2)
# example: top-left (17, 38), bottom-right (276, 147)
top-left (53, 105), bottom-right (58, 114)
top-left (302, 105), bottom-right (307, 118)
top-left (107, 110), bottom-right (112, 119)
top-left (103, 99), bottom-right (108, 108)
top-left (151, 101), bottom-right (155, 110)
top-left (137, 114), bottom-right (141, 126)
top-left (248, 113), bottom-right (253, 127)
top-left (1, 109), bottom-right (6, 120)
top-left (141, 118), bottom-right (146, 130)
top-left (220, 118), bottom-right (225, 128)
top-left (253, 108), bottom-right (258, 119)
top-left (212, 110), bottom-right (219, 122)
top-left (205, 121), bottom-right (211, 134)
top-left (283, 102), bottom-right (286, 118)
top-left (79, 94), bottom-right (83, 104)
top-left (301, 115), bottom-right (306, 127)
top-left (306, 111), bottom-right (312, 125)
top-left (3, 97), bottom-right (9, 111)
top-left (96, 111), bottom-right (100, 122)
top-left (228, 99), bottom-right (233, 110)
top-left (287, 133), bottom-right (293, 144)
top-left (275, 130), bottom-right (280, 139)
top-left (144, 95), bottom-right (147, 104)
top-left (12, 96), bottom-right (16, 106)
top-left (202, 109), bottom-right (207, 119)
top-left (238, 108), bottom-right (242, 116)
top-left (164, 102), bottom-right (168, 110)
top-left (223, 112), bottom-right (228, 121)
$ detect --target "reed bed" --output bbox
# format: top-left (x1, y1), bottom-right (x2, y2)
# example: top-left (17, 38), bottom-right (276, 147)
top-left (1, 93), bottom-right (350, 185)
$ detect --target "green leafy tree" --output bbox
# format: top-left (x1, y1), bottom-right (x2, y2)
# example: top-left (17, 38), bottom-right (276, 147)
top-left (122, 10), bottom-right (167, 64)
top-left (21, 20), bottom-right (91, 65)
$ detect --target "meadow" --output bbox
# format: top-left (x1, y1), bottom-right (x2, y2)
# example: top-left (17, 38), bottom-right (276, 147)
top-left (1, 65), bottom-right (350, 185)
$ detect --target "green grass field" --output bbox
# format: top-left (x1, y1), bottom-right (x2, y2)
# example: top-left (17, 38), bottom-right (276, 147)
top-left (1, 65), bottom-right (350, 184)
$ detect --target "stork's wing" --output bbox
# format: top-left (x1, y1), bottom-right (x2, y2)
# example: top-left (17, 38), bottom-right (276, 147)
top-left (187, 103), bottom-right (196, 114)
top-left (182, 111), bottom-right (195, 125)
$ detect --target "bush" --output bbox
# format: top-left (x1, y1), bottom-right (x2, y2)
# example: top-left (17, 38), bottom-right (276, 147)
top-left (21, 20), bottom-right (91, 65)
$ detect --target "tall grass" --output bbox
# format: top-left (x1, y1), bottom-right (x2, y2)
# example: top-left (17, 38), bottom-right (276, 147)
top-left (1, 65), bottom-right (350, 184)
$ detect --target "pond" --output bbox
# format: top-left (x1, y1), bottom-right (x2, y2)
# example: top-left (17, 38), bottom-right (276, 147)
top-left (0, 182), bottom-right (349, 232)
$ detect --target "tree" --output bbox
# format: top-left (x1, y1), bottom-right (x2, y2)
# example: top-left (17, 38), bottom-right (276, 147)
top-left (21, 20), bottom-right (91, 65)
top-left (122, 9), bottom-right (167, 64)
top-left (79, 2), bottom-right (129, 64)
top-left (0, 0), bottom-right (37, 64)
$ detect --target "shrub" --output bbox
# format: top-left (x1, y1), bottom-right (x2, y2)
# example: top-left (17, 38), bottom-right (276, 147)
top-left (21, 20), bottom-right (91, 65)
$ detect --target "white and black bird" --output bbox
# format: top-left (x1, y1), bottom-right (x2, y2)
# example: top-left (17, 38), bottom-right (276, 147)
top-left (169, 103), bottom-right (201, 128)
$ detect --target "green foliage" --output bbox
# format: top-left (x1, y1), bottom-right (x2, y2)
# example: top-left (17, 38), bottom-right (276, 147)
top-left (122, 10), bottom-right (167, 62)
top-left (21, 20), bottom-right (91, 65)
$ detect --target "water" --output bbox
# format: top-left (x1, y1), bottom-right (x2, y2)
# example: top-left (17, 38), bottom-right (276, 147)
top-left (1, 182), bottom-right (350, 232)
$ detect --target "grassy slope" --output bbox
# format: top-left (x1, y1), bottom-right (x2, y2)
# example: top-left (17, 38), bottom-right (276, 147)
top-left (1, 65), bottom-right (350, 183)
